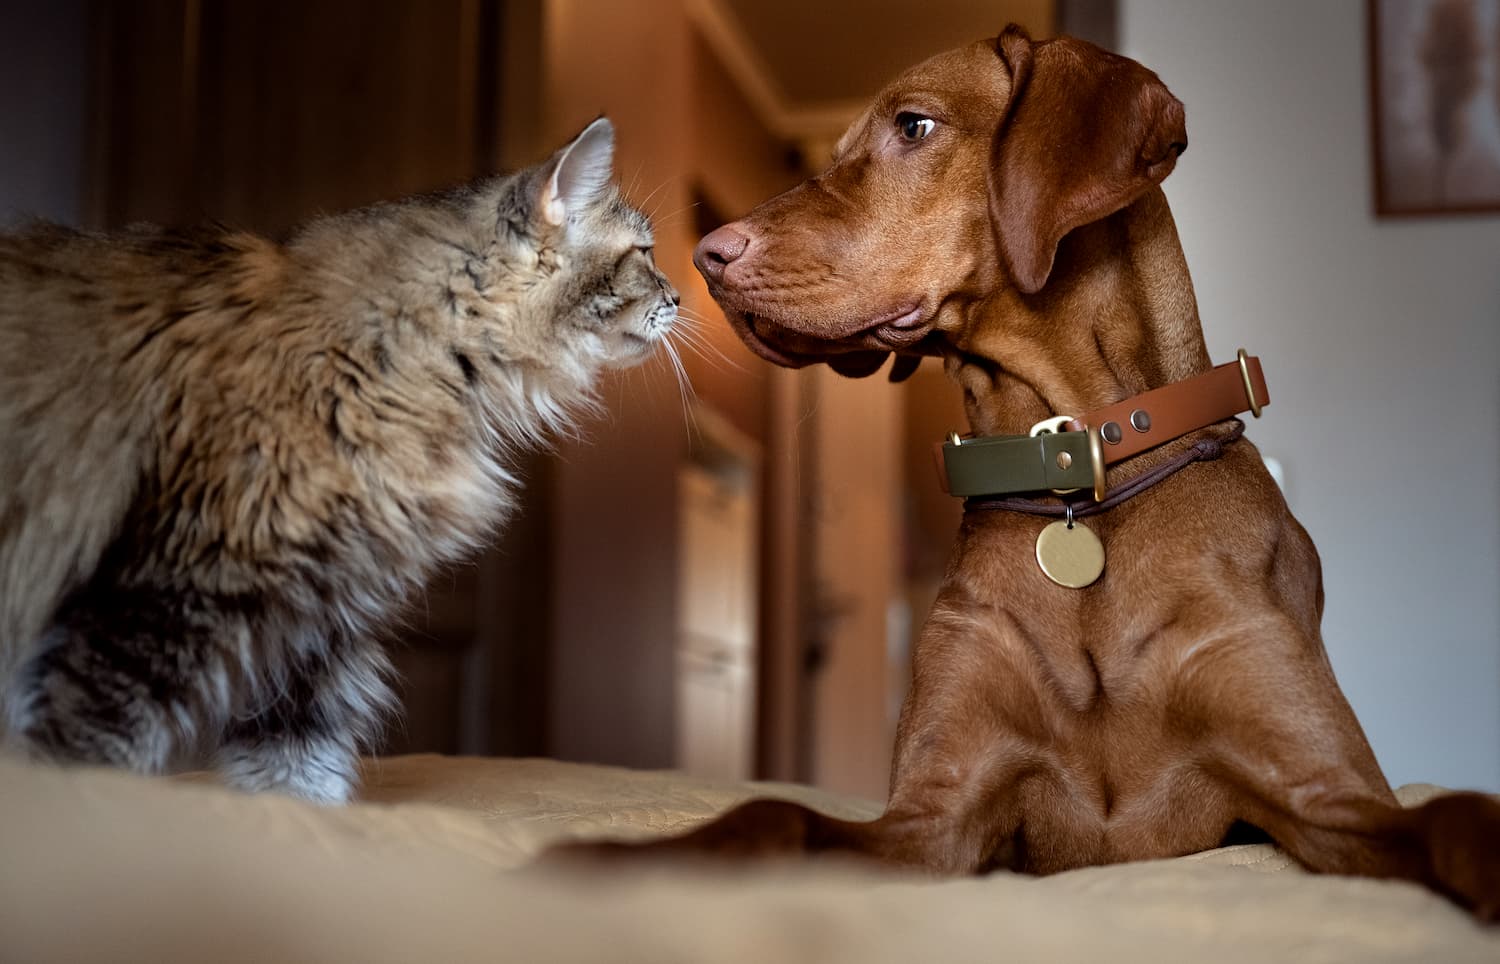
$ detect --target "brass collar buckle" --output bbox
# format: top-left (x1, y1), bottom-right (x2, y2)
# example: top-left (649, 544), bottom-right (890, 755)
top-left (1026, 415), bottom-right (1106, 503)
top-left (1237, 348), bottom-right (1263, 418)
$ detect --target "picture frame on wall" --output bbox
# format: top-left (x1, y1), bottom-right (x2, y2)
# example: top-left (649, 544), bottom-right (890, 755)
top-left (1369, 0), bottom-right (1500, 216)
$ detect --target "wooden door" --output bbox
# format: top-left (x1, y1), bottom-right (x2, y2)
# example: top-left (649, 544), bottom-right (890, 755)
top-left (673, 407), bottom-right (761, 781)
top-left (802, 367), bottom-right (903, 801)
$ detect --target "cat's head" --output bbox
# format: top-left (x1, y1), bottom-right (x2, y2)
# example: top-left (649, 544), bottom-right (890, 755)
top-left (522, 118), bottom-right (679, 371)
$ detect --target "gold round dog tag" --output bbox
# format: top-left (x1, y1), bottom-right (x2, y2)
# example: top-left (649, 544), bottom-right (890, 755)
top-left (1035, 520), bottom-right (1105, 588)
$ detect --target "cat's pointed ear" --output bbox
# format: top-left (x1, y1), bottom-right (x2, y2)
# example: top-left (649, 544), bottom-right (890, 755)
top-left (542, 117), bottom-right (616, 226)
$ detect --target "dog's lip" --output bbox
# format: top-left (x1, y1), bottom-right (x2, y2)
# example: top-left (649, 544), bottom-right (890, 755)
top-left (865, 303), bottom-right (925, 331)
top-left (731, 301), bottom-right (930, 366)
top-left (871, 308), bottom-right (928, 348)
top-left (731, 311), bottom-right (818, 368)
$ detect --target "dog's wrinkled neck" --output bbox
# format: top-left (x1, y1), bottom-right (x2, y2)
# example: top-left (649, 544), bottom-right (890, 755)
top-left (951, 189), bottom-right (1211, 437)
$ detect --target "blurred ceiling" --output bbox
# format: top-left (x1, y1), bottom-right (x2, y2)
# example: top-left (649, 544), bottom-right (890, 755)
top-left (691, 0), bottom-right (1055, 148)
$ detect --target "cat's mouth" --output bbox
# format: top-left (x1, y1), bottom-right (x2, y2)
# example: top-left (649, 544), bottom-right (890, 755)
top-left (607, 307), bottom-right (676, 368)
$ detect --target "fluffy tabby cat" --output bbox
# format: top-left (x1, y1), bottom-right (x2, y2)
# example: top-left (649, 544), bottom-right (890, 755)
top-left (0, 118), bottom-right (679, 802)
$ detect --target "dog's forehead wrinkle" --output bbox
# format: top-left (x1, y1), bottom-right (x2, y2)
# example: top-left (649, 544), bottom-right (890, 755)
top-left (833, 106), bottom-right (878, 159)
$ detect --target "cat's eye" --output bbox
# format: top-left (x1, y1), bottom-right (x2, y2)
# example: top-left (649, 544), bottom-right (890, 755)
top-left (896, 112), bottom-right (936, 142)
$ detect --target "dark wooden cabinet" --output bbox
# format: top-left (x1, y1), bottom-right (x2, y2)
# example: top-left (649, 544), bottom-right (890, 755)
top-left (88, 0), bottom-right (493, 232)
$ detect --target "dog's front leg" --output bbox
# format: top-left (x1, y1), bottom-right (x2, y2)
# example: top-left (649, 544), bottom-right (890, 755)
top-left (1183, 616), bottom-right (1500, 919)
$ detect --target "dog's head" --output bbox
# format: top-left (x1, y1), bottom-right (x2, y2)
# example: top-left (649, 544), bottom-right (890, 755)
top-left (695, 26), bottom-right (1186, 380)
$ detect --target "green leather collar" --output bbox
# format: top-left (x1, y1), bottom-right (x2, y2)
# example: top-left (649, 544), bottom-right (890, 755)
top-left (941, 431), bottom-right (1096, 498)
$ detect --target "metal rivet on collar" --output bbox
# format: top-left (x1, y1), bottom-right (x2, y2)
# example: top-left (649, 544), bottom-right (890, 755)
top-left (1056, 451), bottom-right (1073, 470)
top-left (1101, 421), bottom-right (1123, 444)
top-left (1130, 409), bottom-right (1151, 432)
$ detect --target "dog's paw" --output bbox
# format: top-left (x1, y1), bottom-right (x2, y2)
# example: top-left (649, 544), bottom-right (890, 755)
top-left (532, 798), bottom-right (848, 872)
top-left (1419, 792), bottom-right (1500, 922)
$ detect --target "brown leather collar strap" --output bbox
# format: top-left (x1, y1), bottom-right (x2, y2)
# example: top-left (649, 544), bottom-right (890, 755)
top-left (1066, 351), bottom-right (1268, 465)
top-left (938, 350), bottom-right (1269, 499)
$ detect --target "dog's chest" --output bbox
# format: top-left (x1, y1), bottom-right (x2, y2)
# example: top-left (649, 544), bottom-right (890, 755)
top-left (1012, 746), bottom-right (1233, 872)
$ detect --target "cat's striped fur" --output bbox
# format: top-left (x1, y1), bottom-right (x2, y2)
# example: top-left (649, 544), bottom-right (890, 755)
top-left (0, 118), bottom-right (678, 802)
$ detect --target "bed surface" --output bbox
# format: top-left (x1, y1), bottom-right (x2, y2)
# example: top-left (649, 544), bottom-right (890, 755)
top-left (1, 753), bottom-right (1495, 962)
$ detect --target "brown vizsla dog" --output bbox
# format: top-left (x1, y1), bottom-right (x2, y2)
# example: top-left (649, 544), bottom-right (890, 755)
top-left (570, 27), bottom-right (1500, 917)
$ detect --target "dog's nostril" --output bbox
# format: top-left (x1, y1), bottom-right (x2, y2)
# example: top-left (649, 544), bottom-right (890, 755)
top-left (694, 226), bottom-right (751, 282)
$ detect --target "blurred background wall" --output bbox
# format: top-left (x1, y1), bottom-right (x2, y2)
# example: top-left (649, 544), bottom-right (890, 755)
top-left (1120, 0), bottom-right (1500, 792)
top-left (1, 0), bottom-right (1494, 797)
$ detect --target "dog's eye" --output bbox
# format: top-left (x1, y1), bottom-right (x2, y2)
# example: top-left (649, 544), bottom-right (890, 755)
top-left (896, 113), bottom-right (936, 142)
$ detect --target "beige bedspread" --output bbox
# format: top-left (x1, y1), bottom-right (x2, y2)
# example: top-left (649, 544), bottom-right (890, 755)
top-left (1, 753), bottom-right (1494, 962)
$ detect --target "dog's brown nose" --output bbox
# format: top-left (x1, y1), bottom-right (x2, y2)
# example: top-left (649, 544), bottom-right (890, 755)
top-left (694, 225), bottom-right (749, 284)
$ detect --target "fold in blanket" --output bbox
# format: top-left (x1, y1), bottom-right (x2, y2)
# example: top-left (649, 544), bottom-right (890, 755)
top-left (0, 755), bottom-right (1492, 963)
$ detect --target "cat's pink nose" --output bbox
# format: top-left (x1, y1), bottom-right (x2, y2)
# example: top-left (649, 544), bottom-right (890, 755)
top-left (694, 226), bottom-right (750, 285)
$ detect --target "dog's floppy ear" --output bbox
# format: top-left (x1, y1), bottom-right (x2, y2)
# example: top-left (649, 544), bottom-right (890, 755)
top-left (988, 28), bottom-right (1187, 294)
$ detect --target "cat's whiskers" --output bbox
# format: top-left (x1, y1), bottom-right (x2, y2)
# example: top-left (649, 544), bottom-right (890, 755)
top-left (672, 330), bottom-right (735, 373)
top-left (671, 310), bottom-right (745, 373)
top-left (634, 179), bottom-right (671, 214)
top-left (667, 323), bottom-right (731, 372)
top-left (657, 331), bottom-right (699, 438)
top-left (648, 201), bottom-right (700, 228)
top-left (624, 161), bottom-right (647, 202)
top-left (633, 175), bottom-right (685, 222)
